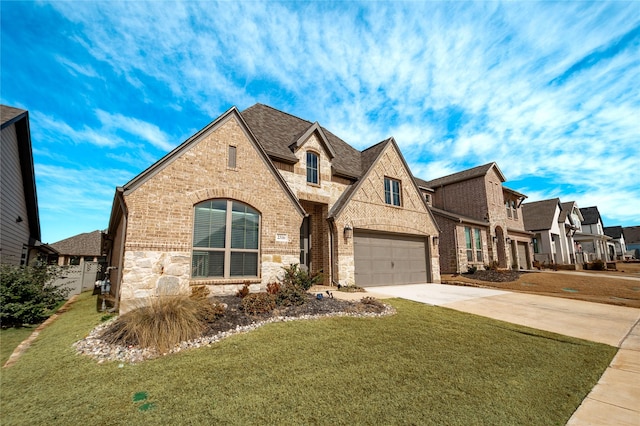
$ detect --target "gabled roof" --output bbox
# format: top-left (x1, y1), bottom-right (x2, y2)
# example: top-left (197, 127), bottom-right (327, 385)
top-left (419, 162), bottom-right (505, 188)
top-left (522, 198), bottom-right (561, 231)
top-left (1, 105), bottom-right (41, 243)
top-left (240, 104), bottom-right (361, 178)
top-left (288, 122), bottom-right (336, 159)
top-left (623, 226), bottom-right (640, 244)
top-left (580, 206), bottom-right (602, 226)
top-left (51, 230), bottom-right (104, 256)
top-left (559, 201), bottom-right (582, 224)
top-left (121, 106), bottom-right (305, 216)
top-left (603, 226), bottom-right (623, 239)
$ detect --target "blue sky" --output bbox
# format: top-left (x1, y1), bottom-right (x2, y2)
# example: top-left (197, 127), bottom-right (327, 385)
top-left (2, 1), bottom-right (639, 243)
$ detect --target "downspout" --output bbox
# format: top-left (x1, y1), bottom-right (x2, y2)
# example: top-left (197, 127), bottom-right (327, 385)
top-left (453, 220), bottom-right (461, 274)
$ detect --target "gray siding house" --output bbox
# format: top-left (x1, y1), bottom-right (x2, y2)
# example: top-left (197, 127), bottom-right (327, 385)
top-left (0, 105), bottom-right (54, 265)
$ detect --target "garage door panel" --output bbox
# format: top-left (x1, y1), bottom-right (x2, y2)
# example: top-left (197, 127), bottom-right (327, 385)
top-left (354, 231), bottom-right (428, 287)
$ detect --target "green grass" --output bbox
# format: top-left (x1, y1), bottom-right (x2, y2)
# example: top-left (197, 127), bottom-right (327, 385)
top-left (0, 326), bottom-right (36, 365)
top-left (0, 291), bottom-right (616, 425)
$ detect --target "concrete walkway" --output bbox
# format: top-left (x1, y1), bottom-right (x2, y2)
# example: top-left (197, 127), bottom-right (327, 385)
top-left (361, 284), bottom-right (640, 426)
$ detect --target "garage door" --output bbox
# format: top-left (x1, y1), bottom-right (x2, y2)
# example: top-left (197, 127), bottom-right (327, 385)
top-left (354, 231), bottom-right (428, 287)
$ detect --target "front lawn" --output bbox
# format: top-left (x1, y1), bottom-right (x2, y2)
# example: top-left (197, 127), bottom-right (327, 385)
top-left (0, 291), bottom-right (615, 425)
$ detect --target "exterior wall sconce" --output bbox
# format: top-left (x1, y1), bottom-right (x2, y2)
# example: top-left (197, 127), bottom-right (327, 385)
top-left (506, 237), bottom-right (512, 244)
top-left (492, 235), bottom-right (497, 243)
top-left (16, 216), bottom-right (23, 223)
top-left (343, 224), bottom-right (353, 239)
top-left (432, 236), bottom-right (439, 245)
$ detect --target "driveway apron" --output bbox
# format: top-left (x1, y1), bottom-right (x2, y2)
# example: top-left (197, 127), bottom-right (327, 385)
top-left (367, 283), bottom-right (640, 426)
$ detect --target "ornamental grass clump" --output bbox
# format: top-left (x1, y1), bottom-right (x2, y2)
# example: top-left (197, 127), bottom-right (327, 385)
top-left (100, 295), bottom-right (214, 353)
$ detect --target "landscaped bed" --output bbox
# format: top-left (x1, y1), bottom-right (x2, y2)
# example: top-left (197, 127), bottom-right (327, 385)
top-left (0, 291), bottom-right (615, 425)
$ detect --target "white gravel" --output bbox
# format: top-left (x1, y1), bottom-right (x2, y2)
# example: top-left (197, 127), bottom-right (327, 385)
top-left (73, 304), bottom-right (396, 364)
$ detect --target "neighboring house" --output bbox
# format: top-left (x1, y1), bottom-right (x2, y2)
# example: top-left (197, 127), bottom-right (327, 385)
top-left (623, 226), bottom-right (640, 259)
top-left (559, 201), bottom-right (585, 264)
top-left (415, 162), bottom-right (533, 274)
top-left (574, 206), bottom-right (612, 262)
top-left (0, 105), bottom-right (56, 265)
top-left (49, 230), bottom-right (107, 266)
top-left (522, 198), bottom-right (580, 266)
top-left (107, 104), bottom-right (440, 312)
top-left (48, 230), bottom-right (108, 296)
top-left (603, 226), bottom-right (627, 261)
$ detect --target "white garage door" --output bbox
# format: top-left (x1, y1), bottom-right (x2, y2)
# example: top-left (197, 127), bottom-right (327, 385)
top-left (354, 231), bottom-right (428, 287)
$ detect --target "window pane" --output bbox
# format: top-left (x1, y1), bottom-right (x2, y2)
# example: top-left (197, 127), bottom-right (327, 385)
top-left (230, 252), bottom-right (258, 276)
top-left (474, 229), bottom-right (482, 249)
top-left (392, 180), bottom-right (401, 206)
top-left (384, 178), bottom-right (391, 204)
top-left (194, 200), bottom-right (226, 248)
top-left (306, 152), bottom-right (318, 184)
top-left (231, 202), bottom-right (259, 249)
top-left (465, 227), bottom-right (472, 249)
top-left (192, 251), bottom-right (224, 277)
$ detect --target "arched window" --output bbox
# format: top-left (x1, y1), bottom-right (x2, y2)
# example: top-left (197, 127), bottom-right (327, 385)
top-left (306, 151), bottom-right (319, 184)
top-left (192, 200), bottom-right (260, 278)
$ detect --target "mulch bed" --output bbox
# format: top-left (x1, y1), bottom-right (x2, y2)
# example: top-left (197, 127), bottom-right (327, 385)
top-left (205, 295), bottom-right (384, 335)
top-left (459, 270), bottom-right (528, 283)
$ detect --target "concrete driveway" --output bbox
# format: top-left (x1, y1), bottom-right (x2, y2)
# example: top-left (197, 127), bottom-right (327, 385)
top-left (366, 283), bottom-right (640, 426)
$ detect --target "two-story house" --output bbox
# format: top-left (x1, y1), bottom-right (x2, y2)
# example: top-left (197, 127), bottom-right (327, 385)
top-left (415, 162), bottom-right (533, 274)
top-left (522, 198), bottom-right (581, 266)
top-left (623, 226), bottom-right (640, 259)
top-left (574, 206), bottom-right (612, 262)
top-left (107, 104), bottom-right (440, 312)
top-left (603, 226), bottom-right (626, 261)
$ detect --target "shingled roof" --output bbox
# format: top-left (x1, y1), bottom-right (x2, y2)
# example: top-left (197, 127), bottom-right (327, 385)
top-left (623, 226), bottom-right (640, 244)
top-left (603, 226), bottom-right (623, 239)
top-left (240, 104), bottom-right (362, 179)
top-left (522, 198), bottom-right (562, 231)
top-left (50, 230), bottom-right (104, 256)
top-left (419, 162), bottom-right (505, 188)
top-left (580, 207), bottom-right (602, 226)
top-left (1, 105), bottom-right (27, 128)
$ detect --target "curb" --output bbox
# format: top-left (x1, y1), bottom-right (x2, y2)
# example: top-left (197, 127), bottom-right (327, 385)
top-left (2, 295), bottom-right (79, 368)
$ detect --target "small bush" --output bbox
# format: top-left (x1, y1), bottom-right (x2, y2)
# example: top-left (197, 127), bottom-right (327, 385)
top-left (589, 259), bottom-right (606, 271)
top-left (275, 283), bottom-right (307, 307)
top-left (241, 293), bottom-right (276, 315)
top-left (337, 284), bottom-right (365, 293)
top-left (282, 264), bottom-right (323, 291)
top-left (360, 296), bottom-right (384, 308)
top-left (0, 263), bottom-right (69, 327)
top-left (466, 265), bottom-right (478, 274)
top-left (190, 285), bottom-right (210, 299)
top-left (236, 284), bottom-right (250, 298)
top-left (266, 282), bottom-right (280, 295)
top-left (100, 296), bottom-right (211, 352)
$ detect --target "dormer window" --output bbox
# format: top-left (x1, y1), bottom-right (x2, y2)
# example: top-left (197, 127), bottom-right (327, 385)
top-left (306, 152), bottom-right (319, 184)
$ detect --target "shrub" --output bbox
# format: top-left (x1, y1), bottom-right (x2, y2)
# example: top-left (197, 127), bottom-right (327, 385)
top-left (360, 296), bottom-right (384, 308)
top-left (282, 264), bottom-right (323, 291)
top-left (0, 263), bottom-right (69, 327)
top-left (266, 282), bottom-right (280, 295)
top-left (337, 284), bottom-right (365, 293)
top-left (275, 283), bottom-right (307, 307)
top-left (190, 285), bottom-right (210, 299)
top-left (241, 293), bottom-right (276, 315)
top-left (466, 265), bottom-right (478, 274)
top-left (588, 259), bottom-right (606, 271)
top-left (190, 285), bottom-right (225, 321)
top-left (236, 284), bottom-right (250, 298)
top-left (100, 296), bottom-right (211, 352)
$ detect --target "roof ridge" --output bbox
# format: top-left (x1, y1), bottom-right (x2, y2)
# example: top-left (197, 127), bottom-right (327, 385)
top-left (247, 103), bottom-right (313, 126)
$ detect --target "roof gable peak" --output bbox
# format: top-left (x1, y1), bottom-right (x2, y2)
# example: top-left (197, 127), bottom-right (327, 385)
top-left (289, 122), bottom-right (337, 159)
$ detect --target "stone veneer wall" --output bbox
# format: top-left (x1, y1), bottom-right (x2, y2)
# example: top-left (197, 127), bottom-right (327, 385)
top-left (118, 116), bottom-right (303, 312)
